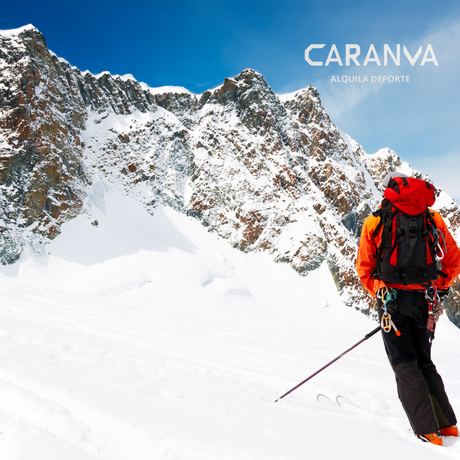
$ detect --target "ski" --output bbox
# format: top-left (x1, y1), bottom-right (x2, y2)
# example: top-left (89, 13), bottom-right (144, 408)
top-left (317, 394), bottom-right (361, 409)
top-left (336, 395), bottom-right (359, 407)
top-left (316, 394), bottom-right (339, 406)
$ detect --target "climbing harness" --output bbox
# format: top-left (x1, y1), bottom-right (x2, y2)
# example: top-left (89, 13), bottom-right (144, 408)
top-left (377, 288), bottom-right (401, 336)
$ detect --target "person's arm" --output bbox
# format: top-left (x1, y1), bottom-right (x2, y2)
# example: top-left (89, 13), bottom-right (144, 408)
top-left (356, 215), bottom-right (380, 297)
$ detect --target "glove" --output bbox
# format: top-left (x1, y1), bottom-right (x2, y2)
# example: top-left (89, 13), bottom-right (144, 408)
top-left (438, 288), bottom-right (450, 301)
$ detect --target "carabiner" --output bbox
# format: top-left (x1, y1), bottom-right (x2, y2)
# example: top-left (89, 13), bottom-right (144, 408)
top-left (381, 312), bottom-right (392, 333)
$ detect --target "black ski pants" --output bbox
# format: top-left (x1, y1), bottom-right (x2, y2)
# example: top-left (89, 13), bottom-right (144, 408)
top-left (377, 290), bottom-right (456, 435)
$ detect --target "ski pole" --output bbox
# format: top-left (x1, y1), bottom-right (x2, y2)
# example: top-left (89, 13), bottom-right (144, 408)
top-left (275, 325), bottom-right (381, 402)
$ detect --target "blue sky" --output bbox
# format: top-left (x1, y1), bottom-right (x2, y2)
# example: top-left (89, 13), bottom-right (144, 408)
top-left (2, 0), bottom-right (460, 199)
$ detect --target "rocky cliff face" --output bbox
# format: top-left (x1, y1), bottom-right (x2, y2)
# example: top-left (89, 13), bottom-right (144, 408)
top-left (0, 26), bottom-right (88, 262)
top-left (1, 25), bottom-right (460, 323)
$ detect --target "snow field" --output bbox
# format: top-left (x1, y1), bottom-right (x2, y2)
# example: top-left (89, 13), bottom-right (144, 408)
top-left (0, 181), bottom-right (459, 459)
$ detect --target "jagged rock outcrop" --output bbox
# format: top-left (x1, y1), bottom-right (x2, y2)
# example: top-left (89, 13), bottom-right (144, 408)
top-left (2, 25), bottom-right (460, 324)
top-left (0, 26), bottom-right (87, 262)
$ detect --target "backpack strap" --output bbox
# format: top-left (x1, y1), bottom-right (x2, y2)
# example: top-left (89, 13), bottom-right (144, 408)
top-left (372, 205), bottom-right (400, 279)
top-left (404, 217), bottom-right (419, 263)
top-left (372, 207), bottom-right (384, 237)
top-left (372, 200), bottom-right (393, 238)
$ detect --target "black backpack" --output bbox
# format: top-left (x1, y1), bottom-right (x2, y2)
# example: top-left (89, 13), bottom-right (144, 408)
top-left (371, 177), bottom-right (445, 286)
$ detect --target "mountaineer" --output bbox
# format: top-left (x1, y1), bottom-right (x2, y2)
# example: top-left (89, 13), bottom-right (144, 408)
top-left (356, 171), bottom-right (460, 446)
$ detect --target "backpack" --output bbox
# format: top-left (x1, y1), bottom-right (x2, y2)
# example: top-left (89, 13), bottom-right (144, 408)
top-left (371, 176), bottom-right (444, 286)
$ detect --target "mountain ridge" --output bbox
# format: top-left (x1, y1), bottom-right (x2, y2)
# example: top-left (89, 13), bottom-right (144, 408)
top-left (1, 25), bottom-right (460, 324)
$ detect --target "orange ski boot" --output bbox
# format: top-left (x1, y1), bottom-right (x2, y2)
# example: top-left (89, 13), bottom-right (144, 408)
top-left (417, 431), bottom-right (443, 446)
top-left (440, 425), bottom-right (458, 437)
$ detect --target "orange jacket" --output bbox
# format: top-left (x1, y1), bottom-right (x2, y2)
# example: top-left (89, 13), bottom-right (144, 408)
top-left (356, 210), bottom-right (460, 297)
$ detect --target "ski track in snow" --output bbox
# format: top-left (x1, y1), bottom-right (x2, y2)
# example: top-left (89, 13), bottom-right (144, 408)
top-left (0, 183), bottom-right (459, 459)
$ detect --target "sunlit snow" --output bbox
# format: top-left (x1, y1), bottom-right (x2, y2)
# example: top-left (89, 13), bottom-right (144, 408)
top-left (0, 178), bottom-right (459, 459)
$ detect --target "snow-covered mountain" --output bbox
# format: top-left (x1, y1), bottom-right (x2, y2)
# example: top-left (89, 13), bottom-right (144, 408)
top-left (1, 24), bottom-right (460, 324)
top-left (2, 25), bottom-right (460, 460)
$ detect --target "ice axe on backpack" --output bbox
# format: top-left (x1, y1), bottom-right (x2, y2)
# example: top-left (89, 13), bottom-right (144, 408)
top-left (274, 325), bottom-right (381, 402)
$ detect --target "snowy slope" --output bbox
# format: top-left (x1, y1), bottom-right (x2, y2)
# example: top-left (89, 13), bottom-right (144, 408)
top-left (0, 179), bottom-right (459, 459)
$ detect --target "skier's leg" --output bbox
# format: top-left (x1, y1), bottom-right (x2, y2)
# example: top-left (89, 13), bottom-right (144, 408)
top-left (378, 306), bottom-right (440, 435)
top-left (412, 315), bottom-right (457, 428)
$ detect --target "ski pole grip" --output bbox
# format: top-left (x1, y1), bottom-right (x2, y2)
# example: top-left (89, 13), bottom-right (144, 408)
top-left (365, 325), bottom-right (382, 339)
